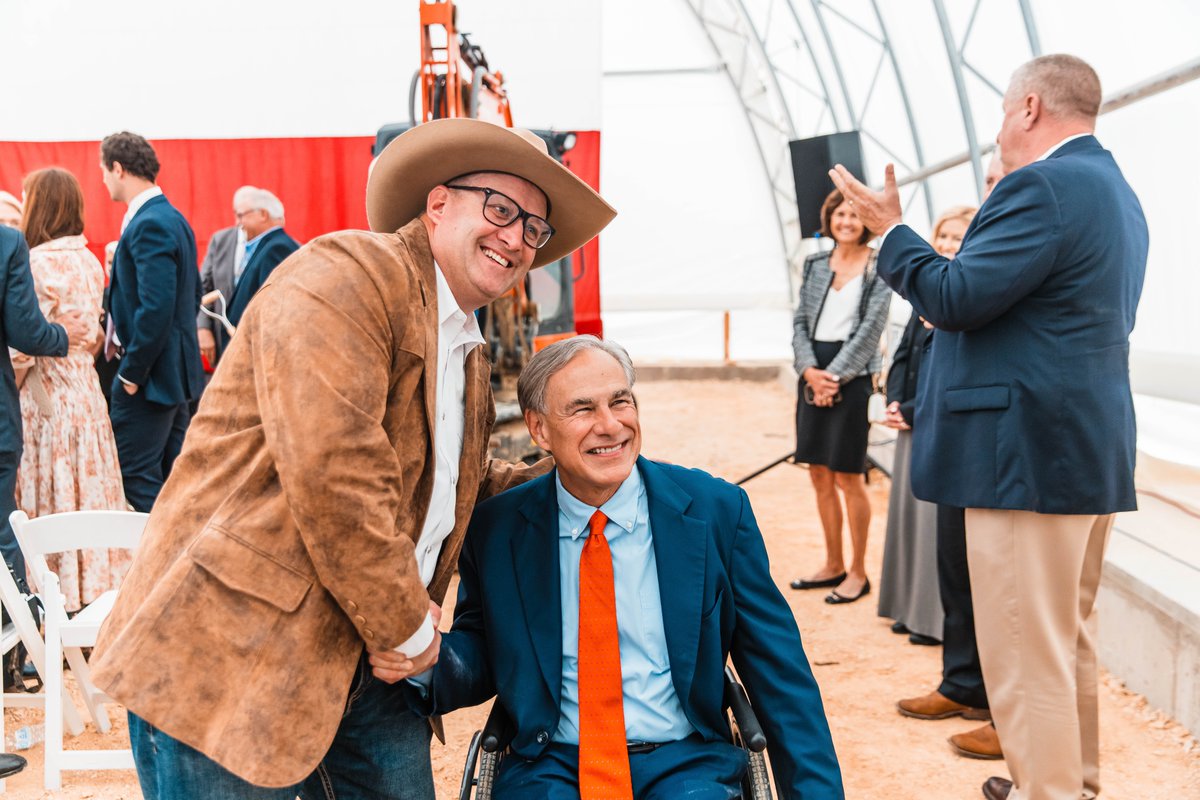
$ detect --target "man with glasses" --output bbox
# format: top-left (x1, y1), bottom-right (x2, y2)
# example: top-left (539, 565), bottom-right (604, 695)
top-left (225, 186), bottom-right (299, 328)
top-left (91, 120), bottom-right (616, 800)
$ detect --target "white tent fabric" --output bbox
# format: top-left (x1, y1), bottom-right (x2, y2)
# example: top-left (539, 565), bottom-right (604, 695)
top-left (600, 0), bottom-right (1200, 365)
top-left (5, 1), bottom-right (1196, 416)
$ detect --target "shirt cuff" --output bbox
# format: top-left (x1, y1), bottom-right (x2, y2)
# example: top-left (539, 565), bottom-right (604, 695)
top-left (392, 612), bottom-right (434, 657)
top-left (116, 375), bottom-right (137, 388)
top-left (405, 669), bottom-right (434, 698)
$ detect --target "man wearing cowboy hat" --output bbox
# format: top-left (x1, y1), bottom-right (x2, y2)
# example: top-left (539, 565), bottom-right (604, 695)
top-left (90, 119), bottom-right (616, 799)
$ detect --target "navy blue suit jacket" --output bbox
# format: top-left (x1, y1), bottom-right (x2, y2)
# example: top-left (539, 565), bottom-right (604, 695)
top-left (0, 227), bottom-right (68, 453)
top-left (432, 457), bottom-right (844, 799)
top-left (877, 136), bottom-right (1147, 514)
top-left (226, 227), bottom-right (300, 327)
top-left (109, 195), bottom-right (205, 406)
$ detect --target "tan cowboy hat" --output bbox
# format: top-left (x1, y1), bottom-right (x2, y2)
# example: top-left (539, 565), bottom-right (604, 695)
top-left (366, 118), bottom-right (616, 269)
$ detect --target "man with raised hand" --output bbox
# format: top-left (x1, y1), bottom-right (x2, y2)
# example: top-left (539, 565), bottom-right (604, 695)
top-left (830, 55), bottom-right (1147, 800)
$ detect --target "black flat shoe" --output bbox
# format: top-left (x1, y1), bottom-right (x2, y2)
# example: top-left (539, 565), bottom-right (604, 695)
top-left (790, 572), bottom-right (847, 590)
top-left (825, 578), bottom-right (871, 604)
top-left (908, 633), bottom-right (942, 646)
top-left (891, 621), bottom-right (910, 634)
top-left (0, 752), bottom-right (26, 779)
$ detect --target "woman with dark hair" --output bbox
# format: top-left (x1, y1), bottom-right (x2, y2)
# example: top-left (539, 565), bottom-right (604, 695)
top-left (790, 188), bottom-right (891, 604)
top-left (11, 167), bottom-right (129, 611)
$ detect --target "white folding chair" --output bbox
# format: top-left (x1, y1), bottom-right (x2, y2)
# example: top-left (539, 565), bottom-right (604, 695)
top-left (0, 557), bottom-right (87, 793)
top-left (9, 509), bottom-right (146, 790)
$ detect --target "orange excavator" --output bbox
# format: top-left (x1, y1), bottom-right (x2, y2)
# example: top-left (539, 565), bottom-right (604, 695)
top-left (373, 0), bottom-right (590, 459)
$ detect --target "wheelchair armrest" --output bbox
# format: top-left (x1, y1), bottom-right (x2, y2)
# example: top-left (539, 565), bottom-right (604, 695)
top-left (481, 698), bottom-right (517, 753)
top-left (724, 667), bottom-right (768, 753)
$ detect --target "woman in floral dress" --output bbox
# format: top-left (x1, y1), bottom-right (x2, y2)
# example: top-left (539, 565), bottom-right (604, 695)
top-left (11, 167), bottom-right (130, 611)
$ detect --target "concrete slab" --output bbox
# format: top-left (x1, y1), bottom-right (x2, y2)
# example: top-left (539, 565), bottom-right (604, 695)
top-left (1100, 493), bottom-right (1200, 737)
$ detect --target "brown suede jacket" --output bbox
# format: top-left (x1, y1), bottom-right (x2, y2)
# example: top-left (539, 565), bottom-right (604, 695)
top-left (90, 219), bottom-right (546, 787)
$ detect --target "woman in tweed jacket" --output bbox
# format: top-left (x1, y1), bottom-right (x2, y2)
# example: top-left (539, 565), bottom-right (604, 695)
top-left (790, 188), bottom-right (891, 604)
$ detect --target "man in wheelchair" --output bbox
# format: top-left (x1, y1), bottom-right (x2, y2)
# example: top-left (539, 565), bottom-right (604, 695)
top-left (374, 336), bottom-right (843, 799)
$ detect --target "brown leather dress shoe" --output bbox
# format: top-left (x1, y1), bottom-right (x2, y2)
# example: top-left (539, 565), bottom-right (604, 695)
top-left (982, 776), bottom-right (1012, 799)
top-left (950, 722), bottom-right (1004, 760)
top-left (896, 690), bottom-right (991, 721)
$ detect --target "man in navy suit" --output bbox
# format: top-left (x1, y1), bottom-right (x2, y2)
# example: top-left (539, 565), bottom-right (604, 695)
top-left (831, 55), bottom-right (1147, 800)
top-left (100, 131), bottom-right (206, 512)
top-left (225, 186), bottom-right (300, 328)
top-left (0, 227), bottom-right (90, 588)
top-left (375, 336), bottom-right (843, 799)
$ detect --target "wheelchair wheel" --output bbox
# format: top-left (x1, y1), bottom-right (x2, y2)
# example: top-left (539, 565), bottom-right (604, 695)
top-left (476, 750), bottom-right (500, 800)
top-left (745, 750), bottom-right (772, 800)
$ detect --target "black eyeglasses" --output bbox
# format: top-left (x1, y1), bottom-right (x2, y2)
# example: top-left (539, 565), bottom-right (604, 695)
top-left (445, 185), bottom-right (555, 249)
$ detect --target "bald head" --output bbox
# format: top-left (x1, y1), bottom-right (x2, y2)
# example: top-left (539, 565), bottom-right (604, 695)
top-left (1008, 54), bottom-right (1102, 123)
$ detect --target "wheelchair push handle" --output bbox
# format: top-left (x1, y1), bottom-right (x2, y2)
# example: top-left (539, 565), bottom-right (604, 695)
top-left (481, 699), bottom-right (517, 753)
top-left (724, 668), bottom-right (768, 753)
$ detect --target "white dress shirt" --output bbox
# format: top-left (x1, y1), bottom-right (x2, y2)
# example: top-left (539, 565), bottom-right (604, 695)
top-left (394, 263), bottom-right (485, 656)
top-left (120, 185), bottom-right (163, 234)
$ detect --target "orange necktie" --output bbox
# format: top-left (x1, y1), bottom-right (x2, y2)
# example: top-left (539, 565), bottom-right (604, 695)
top-left (577, 510), bottom-right (634, 799)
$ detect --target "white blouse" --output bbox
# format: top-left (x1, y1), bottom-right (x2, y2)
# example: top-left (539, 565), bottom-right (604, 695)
top-left (813, 273), bottom-right (863, 341)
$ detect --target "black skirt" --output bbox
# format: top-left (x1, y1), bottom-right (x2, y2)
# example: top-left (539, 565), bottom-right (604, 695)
top-left (795, 340), bottom-right (871, 474)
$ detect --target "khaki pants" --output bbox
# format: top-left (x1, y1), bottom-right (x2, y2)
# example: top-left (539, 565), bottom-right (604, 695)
top-left (965, 509), bottom-right (1113, 800)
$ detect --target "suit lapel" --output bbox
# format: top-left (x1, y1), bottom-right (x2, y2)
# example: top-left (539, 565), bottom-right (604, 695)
top-left (512, 475), bottom-right (563, 709)
top-left (640, 458), bottom-right (708, 706)
top-left (808, 261), bottom-right (835, 329)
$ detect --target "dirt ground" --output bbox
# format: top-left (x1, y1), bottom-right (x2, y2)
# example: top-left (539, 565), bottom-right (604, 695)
top-left (3, 377), bottom-right (1197, 798)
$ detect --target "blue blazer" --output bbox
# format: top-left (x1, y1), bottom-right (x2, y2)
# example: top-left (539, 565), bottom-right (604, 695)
top-left (877, 136), bottom-right (1147, 514)
top-left (432, 457), bottom-right (844, 799)
top-left (0, 227), bottom-right (68, 453)
top-left (109, 195), bottom-right (205, 406)
top-left (226, 227), bottom-right (300, 327)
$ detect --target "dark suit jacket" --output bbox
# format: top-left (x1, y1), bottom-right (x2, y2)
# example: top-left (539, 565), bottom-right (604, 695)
top-left (109, 194), bottom-right (205, 406)
top-left (432, 457), bottom-right (844, 799)
top-left (226, 227), bottom-right (300, 326)
top-left (885, 314), bottom-right (933, 426)
top-left (197, 225), bottom-right (240, 364)
top-left (877, 136), bottom-right (1147, 514)
top-left (0, 227), bottom-right (68, 453)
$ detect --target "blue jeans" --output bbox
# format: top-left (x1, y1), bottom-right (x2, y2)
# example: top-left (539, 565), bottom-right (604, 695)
top-left (130, 655), bottom-right (435, 800)
top-left (494, 735), bottom-right (748, 800)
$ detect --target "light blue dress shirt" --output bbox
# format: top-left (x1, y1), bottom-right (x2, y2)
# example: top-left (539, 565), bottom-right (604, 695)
top-left (235, 225), bottom-right (281, 285)
top-left (553, 466), bottom-right (694, 744)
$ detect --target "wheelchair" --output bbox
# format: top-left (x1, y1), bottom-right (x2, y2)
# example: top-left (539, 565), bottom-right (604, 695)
top-left (459, 668), bottom-right (773, 800)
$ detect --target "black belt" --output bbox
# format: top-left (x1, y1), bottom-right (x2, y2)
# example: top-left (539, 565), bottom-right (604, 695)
top-left (626, 741), bottom-right (664, 754)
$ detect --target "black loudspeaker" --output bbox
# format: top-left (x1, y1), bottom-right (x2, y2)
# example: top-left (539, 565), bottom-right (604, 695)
top-left (788, 132), bottom-right (866, 239)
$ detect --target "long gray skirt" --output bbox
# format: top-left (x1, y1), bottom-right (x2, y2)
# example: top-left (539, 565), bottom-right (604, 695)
top-left (877, 430), bottom-right (943, 639)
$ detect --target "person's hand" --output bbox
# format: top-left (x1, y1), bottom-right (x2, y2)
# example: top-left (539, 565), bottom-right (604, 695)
top-left (803, 367), bottom-right (840, 398)
top-left (58, 310), bottom-right (92, 349)
top-left (87, 326), bottom-right (105, 357)
top-left (883, 401), bottom-right (911, 430)
top-left (197, 328), bottom-right (216, 365)
top-left (828, 163), bottom-right (902, 236)
top-left (369, 602), bottom-right (443, 684)
top-left (121, 380), bottom-right (138, 395)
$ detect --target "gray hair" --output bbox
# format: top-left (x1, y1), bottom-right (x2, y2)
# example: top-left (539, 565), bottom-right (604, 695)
top-left (1008, 54), bottom-right (1101, 121)
top-left (233, 185), bottom-right (285, 220)
top-left (517, 335), bottom-right (636, 413)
